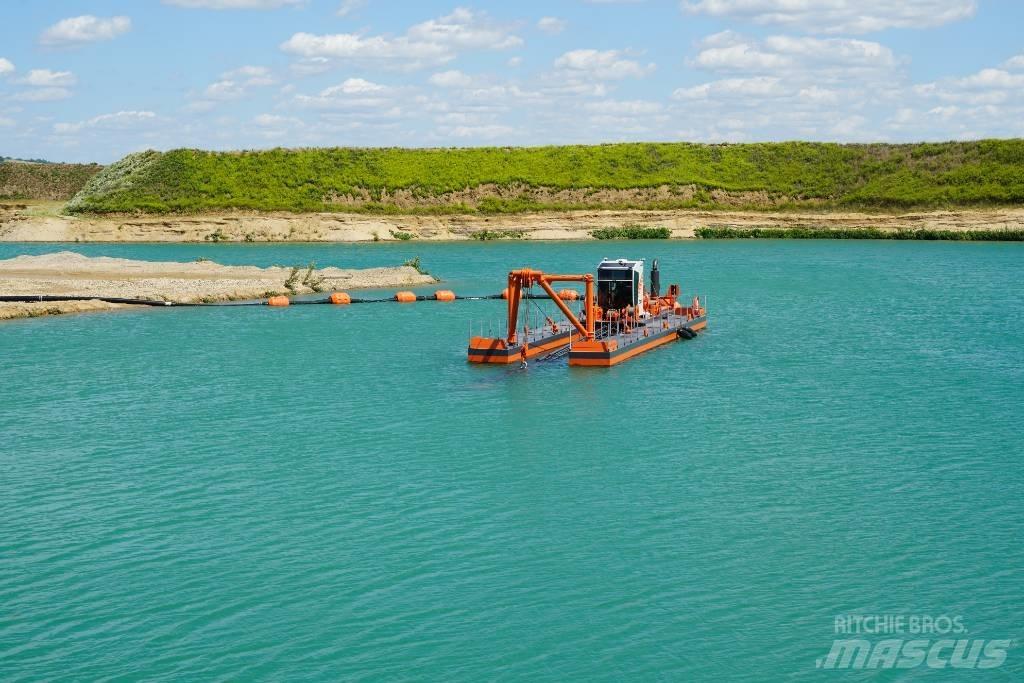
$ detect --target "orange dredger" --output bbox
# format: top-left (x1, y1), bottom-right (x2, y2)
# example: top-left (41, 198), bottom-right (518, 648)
top-left (467, 258), bottom-right (707, 367)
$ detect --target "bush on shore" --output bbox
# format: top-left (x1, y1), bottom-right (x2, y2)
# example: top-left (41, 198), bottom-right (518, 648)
top-left (591, 226), bottom-right (671, 239)
top-left (694, 226), bottom-right (1024, 241)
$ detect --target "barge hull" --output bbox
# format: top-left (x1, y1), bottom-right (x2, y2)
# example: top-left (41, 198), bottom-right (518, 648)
top-left (467, 330), bottom-right (572, 364)
top-left (569, 315), bottom-right (707, 367)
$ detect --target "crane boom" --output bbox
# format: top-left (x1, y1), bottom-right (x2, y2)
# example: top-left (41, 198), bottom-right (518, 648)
top-left (505, 268), bottom-right (594, 343)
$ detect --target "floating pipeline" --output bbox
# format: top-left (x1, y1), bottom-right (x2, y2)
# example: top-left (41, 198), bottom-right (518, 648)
top-left (0, 290), bottom-right (577, 308)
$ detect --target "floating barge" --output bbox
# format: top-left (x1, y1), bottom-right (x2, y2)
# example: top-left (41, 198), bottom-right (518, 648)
top-left (468, 258), bottom-right (707, 367)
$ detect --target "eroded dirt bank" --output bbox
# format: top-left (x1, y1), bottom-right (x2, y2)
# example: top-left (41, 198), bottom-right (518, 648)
top-left (3, 203), bottom-right (1023, 242)
top-left (0, 251), bottom-right (437, 320)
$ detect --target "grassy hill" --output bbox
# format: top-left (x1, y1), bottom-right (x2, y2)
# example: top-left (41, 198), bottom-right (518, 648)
top-left (1, 160), bottom-right (103, 201)
top-left (65, 140), bottom-right (1024, 215)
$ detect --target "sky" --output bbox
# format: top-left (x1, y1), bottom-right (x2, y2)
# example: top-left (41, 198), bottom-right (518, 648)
top-left (1, 0), bottom-right (1023, 163)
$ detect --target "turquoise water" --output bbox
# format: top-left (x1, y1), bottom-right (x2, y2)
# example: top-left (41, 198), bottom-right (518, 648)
top-left (1, 240), bottom-right (1022, 680)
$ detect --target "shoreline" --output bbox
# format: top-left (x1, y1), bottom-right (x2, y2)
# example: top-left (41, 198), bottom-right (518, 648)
top-left (0, 251), bottom-right (437, 321)
top-left (3, 202), bottom-right (1023, 243)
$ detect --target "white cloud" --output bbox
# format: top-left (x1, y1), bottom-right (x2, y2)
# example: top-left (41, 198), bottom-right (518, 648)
top-left (336, 0), bottom-right (365, 17)
top-left (927, 105), bottom-right (960, 119)
top-left (248, 114), bottom-right (305, 139)
top-left (830, 115), bottom-right (867, 136)
top-left (538, 79), bottom-right (609, 98)
top-left (0, 58), bottom-right (14, 77)
top-left (953, 68), bottom-right (1024, 89)
top-left (18, 69), bottom-right (77, 87)
top-left (54, 110), bottom-right (157, 134)
top-left (1003, 55), bottom-right (1024, 70)
top-left (681, 0), bottom-right (976, 35)
top-left (666, 31), bottom-right (913, 142)
top-left (691, 34), bottom-right (897, 78)
top-left (203, 80), bottom-right (245, 99)
top-left (40, 15), bottom-right (132, 46)
top-left (692, 43), bottom-right (788, 71)
top-left (697, 30), bottom-right (742, 48)
top-left (281, 8), bottom-right (522, 70)
top-left (163, 0), bottom-right (304, 8)
top-left (553, 49), bottom-right (655, 80)
top-left (193, 66), bottom-right (277, 105)
top-left (765, 35), bottom-right (896, 67)
top-left (914, 67), bottom-right (1024, 104)
top-left (12, 88), bottom-right (73, 102)
top-left (252, 114), bottom-right (303, 128)
top-left (0, 117), bottom-right (15, 127)
top-left (538, 17), bottom-right (567, 35)
top-left (408, 8), bottom-right (522, 50)
top-left (428, 70), bottom-right (475, 88)
top-left (583, 99), bottom-right (663, 115)
top-left (294, 78), bottom-right (395, 108)
top-left (221, 65), bottom-right (276, 86)
top-left (674, 76), bottom-right (785, 100)
top-left (449, 124), bottom-right (516, 139)
top-left (798, 86), bottom-right (840, 104)
top-left (324, 78), bottom-right (387, 95)
top-left (507, 56), bottom-right (523, 67)
top-left (281, 33), bottom-right (452, 69)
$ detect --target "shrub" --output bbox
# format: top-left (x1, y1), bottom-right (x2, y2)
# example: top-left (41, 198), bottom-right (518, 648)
top-left (694, 226), bottom-right (1024, 240)
top-left (591, 226), bottom-right (671, 239)
top-left (470, 229), bottom-right (526, 240)
top-left (403, 256), bottom-right (429, 275)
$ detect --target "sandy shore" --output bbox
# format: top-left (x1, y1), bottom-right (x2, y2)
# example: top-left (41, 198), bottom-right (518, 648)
top-left (0, 251), bottom-right (438, 321)
top-left (2, 202), bottom-right (1023, 242)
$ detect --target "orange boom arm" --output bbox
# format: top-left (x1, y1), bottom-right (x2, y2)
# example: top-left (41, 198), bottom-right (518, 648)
top-left (505, 268), bottom-right (594, 344)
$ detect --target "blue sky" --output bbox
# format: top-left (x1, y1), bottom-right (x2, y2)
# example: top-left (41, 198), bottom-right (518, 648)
top-left (1, 0), bottom-right (1023, 162)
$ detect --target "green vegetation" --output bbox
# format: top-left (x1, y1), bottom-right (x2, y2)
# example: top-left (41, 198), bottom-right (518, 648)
top-left (280, 261), bottom-right (326, 293)
top-left (283, 266), bottom-right (301, 292)
top-left (591, 225), bottom-right (671, 239)
top-left (1, 160), bottom-right (102, 200)
top-left (302, 262), bottom-right (325, 291)
top-left (403, 256), bottom-right (429, 275)
top-left (470, 229), bottom-right (526, 240)
top-left (390, 229), bottom-right (414, 240)
top-left (695, 226), bottom-right (1024, 241)
top-left (64, 141), bottom-right (1024, 215)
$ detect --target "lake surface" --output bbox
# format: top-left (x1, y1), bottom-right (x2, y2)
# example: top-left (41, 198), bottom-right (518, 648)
top-left (2, 240), bottom-right (1022, 680)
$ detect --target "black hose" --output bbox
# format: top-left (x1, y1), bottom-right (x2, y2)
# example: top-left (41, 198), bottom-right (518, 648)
top-left (1, 292), bottom-right (548, 307)
top-left (0, 294), bottom-right (269, 307)
top-left (1, 294), bottom-right (178, 307)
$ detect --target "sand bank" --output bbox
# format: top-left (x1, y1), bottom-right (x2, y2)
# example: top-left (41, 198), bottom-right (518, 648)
top-left (0, 251), bottom-right (437, 320)
top-left (3, 202), bottom-right (1024, 242)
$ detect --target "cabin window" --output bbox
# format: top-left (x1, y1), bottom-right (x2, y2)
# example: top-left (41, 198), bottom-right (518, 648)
top-left (598, 267), bottom-right (635, 310)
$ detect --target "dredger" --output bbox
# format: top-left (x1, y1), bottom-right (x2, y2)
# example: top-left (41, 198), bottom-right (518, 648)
top-left (467, 258), bottom-right (707, 367)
